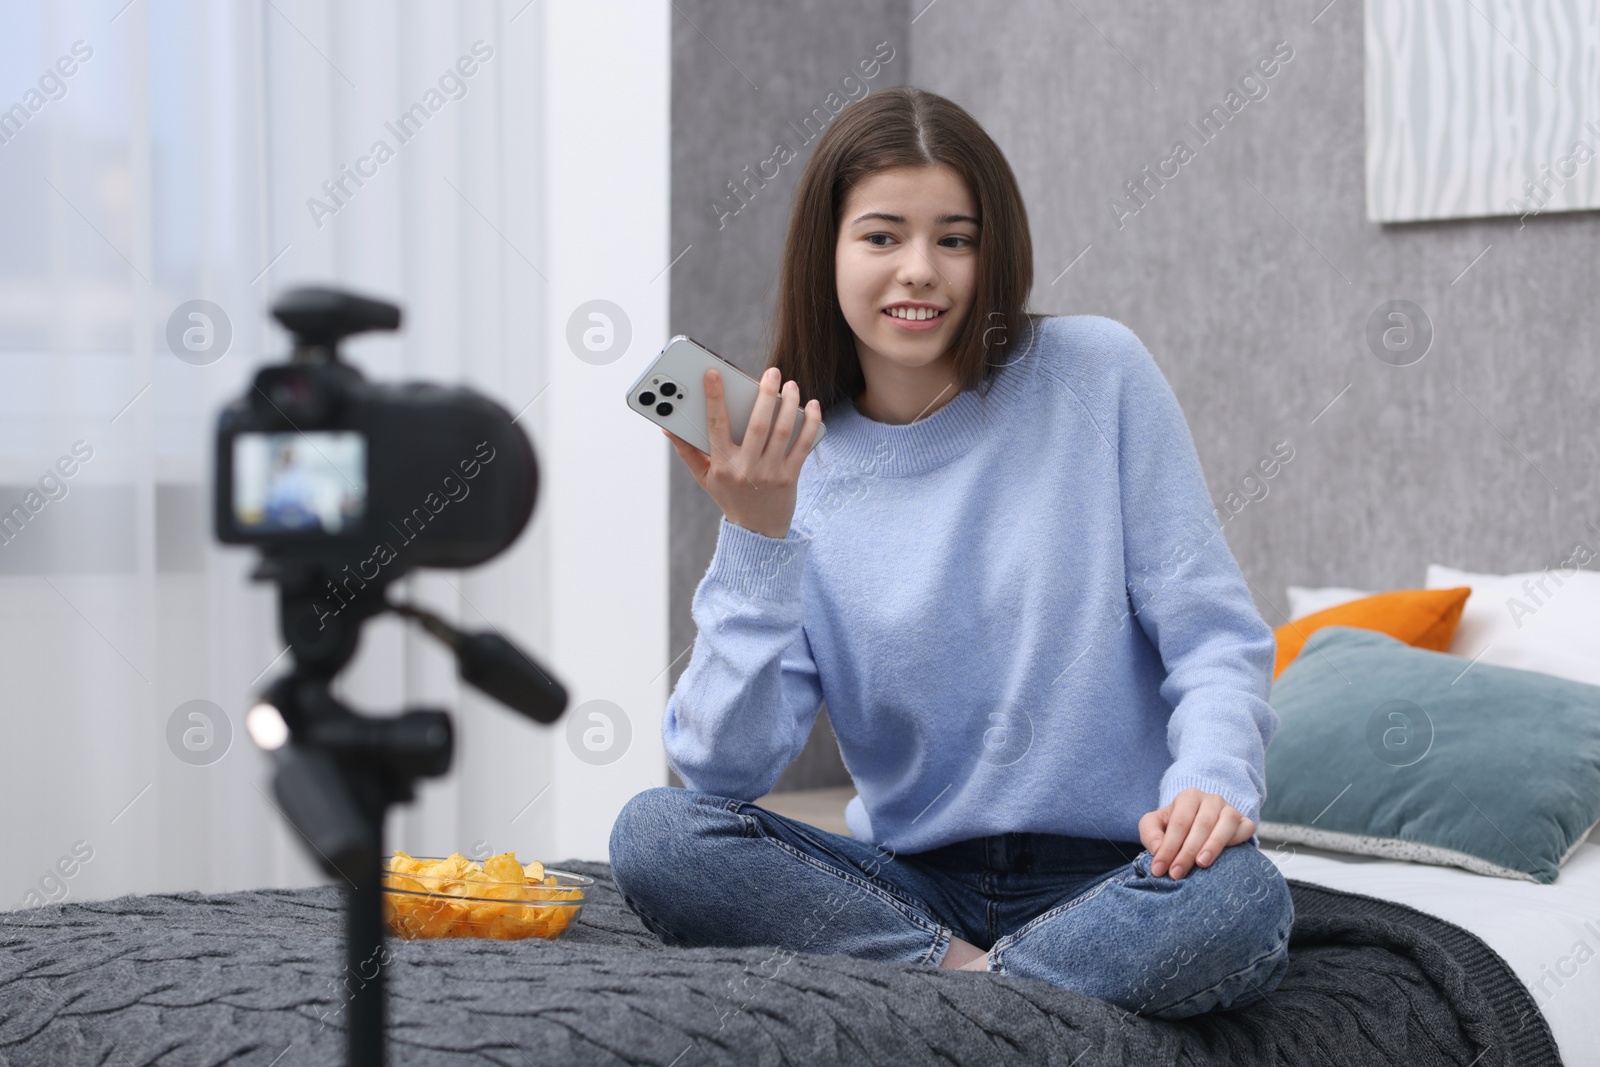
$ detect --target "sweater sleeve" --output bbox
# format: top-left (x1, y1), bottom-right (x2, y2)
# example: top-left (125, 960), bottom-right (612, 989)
top-left (662, 515), bottom-right (826, 801)
top-left (1112, 324), bottom-right (1280, 828)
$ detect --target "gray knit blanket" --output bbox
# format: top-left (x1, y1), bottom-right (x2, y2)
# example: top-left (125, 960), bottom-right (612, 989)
top-left (0, 860), bottom-right (1562, 1066)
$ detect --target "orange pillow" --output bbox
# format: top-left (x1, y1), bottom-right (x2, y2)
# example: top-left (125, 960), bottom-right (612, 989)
top-left (1272, 587), bottom-right (1471, 678)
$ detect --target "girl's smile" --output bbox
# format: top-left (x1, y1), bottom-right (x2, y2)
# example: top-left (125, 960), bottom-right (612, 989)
top-left (882, 302), bottom-right (948, 330)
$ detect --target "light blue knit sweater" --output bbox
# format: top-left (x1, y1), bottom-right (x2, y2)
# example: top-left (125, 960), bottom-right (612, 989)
top-left (663, 314), bottom-right (1279, 853)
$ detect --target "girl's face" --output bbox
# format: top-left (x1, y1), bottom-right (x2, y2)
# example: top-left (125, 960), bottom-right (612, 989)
top-left (834, 164), bottom-right (979, 380)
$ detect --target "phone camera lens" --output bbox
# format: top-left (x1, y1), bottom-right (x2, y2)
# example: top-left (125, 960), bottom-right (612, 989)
top-left (655, 401), bottom-right (673, 416)
top-left (659, 382), bottom-right (678, 397)
top-left (638, 391), bottom-right (656, 405)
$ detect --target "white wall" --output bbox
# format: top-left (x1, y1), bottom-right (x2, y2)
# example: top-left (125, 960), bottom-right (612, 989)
top-left (541, 0), bottom-right (672, 863)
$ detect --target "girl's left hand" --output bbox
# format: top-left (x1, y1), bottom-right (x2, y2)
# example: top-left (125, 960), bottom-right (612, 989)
top-left (1138, 788), bottom-right (1256, 880)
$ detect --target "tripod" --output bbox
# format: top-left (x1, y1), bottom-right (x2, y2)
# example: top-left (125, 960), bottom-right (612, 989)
top-left (252, 559), bottom-right (565, 1066)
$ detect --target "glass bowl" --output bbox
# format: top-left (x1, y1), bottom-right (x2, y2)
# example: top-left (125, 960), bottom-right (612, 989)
top-left (381, 855), bottom-right (593, 941)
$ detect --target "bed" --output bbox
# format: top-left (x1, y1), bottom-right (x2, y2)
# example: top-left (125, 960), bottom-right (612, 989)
top-left (0, 846), bottom-right (1574, 1066)
top-left (4, 569), bottom-right (1592, 1064)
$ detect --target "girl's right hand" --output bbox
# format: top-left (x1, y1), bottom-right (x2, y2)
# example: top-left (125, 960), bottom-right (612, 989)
top-left (661, 366), bottom-right (823, 539)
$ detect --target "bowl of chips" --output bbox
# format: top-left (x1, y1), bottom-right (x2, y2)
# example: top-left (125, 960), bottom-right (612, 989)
top-left (381, 850), bottom-right (592, 941)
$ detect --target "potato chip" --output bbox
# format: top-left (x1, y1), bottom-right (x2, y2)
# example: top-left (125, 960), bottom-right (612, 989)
top-left (484, 851), bottom-right (524, 883)
top-left (436, 853), bottom-right (473, 878)
top-left (396, 850), bottom-right (432, 874)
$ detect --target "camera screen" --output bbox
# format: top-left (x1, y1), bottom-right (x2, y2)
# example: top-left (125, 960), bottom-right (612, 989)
top-left (233, 431), bottom-right (366, 535)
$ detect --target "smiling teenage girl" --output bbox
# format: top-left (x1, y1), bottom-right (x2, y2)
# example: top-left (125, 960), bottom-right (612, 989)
top-left (611, 86), bottom-right (1293, 1019)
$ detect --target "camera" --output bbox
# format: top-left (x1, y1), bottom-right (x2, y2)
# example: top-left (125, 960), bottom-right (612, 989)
top-left (215, 286), bottom-right (535, 570)
top-left (214, 286), bottom-right (542, 672)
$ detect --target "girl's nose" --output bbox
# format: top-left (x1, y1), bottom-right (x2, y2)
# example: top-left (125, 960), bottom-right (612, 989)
top-left (894, 241), bottom-right (940, 288)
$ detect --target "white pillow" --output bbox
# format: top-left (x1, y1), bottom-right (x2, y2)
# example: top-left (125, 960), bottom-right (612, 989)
top-left (1426, 561), bottom-right (1600, 687)
top-left (1285, 585), bottom-right (1375, 620)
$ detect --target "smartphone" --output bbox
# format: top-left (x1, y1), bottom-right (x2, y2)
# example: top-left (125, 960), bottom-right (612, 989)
top-left (624, 334), bottom-right (826, 456)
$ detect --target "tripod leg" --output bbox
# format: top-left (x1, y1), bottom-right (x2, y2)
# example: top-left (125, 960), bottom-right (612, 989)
top-left (347, 855), bottom-right (386, 1067)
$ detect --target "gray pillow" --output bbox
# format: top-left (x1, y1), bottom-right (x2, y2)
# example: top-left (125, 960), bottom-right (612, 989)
top-left (1258, 625), bottom-right (1600, 884)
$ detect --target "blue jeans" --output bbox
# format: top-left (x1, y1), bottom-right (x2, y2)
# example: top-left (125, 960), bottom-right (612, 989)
top-left (609, 786), bottom-right (1294, 1020)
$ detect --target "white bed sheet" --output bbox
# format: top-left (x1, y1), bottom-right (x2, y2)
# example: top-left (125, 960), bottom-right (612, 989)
top-left (1265, 837), bottom-right (1600, 1065)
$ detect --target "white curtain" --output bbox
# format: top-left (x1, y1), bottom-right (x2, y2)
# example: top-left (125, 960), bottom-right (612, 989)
top-left (0, 0), bottom-right (669, 905)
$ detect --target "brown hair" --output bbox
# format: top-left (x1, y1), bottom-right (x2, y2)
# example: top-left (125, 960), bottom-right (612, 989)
top-left (764, 86), bottom-right (1039, 413)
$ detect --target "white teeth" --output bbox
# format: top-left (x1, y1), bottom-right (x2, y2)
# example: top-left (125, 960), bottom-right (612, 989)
top-left (886, 307), bottom-right (942, 320)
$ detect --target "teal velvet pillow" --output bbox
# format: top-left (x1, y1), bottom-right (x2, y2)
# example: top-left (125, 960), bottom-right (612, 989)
top-left (1258, 625), bottom-right (1600, 884)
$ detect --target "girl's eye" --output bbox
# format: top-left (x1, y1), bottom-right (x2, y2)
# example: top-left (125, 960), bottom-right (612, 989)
top-left (865, 233), bottom-right (975, 248)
